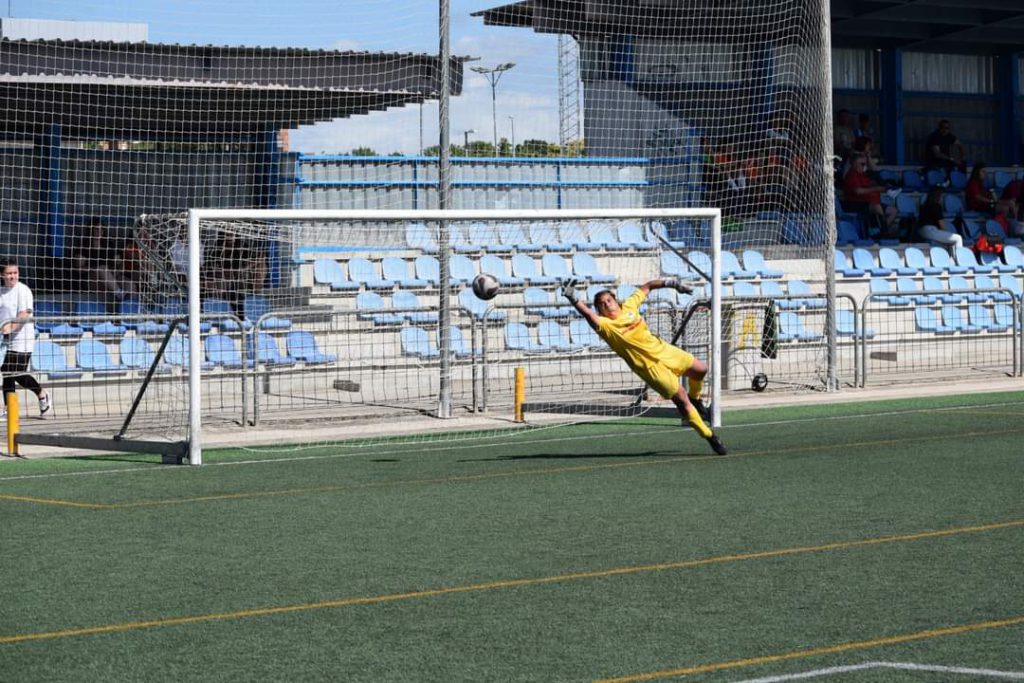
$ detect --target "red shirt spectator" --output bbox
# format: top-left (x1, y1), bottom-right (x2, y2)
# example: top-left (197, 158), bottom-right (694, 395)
top-left (965, 177), bottom-right (995, 213)
top-left (1001, 179), bottom-right (1023, 202)
top-left (843, 165), bottom-right (880, 206)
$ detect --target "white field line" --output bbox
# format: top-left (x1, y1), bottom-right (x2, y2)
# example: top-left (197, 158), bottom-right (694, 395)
top-left (731, 661), bottom-right (1024, 683)
top-left (0, 399), bottom-right (1021, 484)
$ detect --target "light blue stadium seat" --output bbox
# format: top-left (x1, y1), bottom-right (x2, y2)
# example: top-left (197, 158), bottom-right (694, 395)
top-left (165, 334), bottom-right (214, 371)
top-left (457, 288), bottom-right (506, 321)
top-left (497, 223), bottom-right (544, 252)
top-left (852, 248), bottom-right (891, 277)
top-left (660, 251), bottom-right (689, 278)
top-left (941, 304), bottom-right (981, 333)
top-left (914, 307), bottom-right (954, 334)
top-left (504, 322), bottom-right (550, 354)
top-left (836, 309), bottom-right (875, 339)
top-left (450, 255), bottom-right (478, 285)
top-left (688, 251), bottom-right (715, 279)
top-left (994, 303), bottom-right (1021, 330)
top-left (896, 277), bottom-right (931, 305)
top-left (524, 287), bottom-right (571, 319)
top-left (313, 257), bottom-right (360, 291)
top-left (835, 251), bottom-right (865, 278)
top-left (617, 222), bottom-right (656, 250)
top-left (778, 312), bottom-right (822, 342)
top-left (954, 247), bottom-right (994, 275)
top-left (922, 276), bottom-right (958, 304)
top-left (203, 298), bottom-right (250, 333)
top-left (903, 246), bottom-right (943, 276)
top-left (511, 254), bottom-right (558, 285)
top-left (646, 287), bottom-right (677, 309)
top-left (928, 246), bottom-right (969, 274)
top-left (587, 224), bottom-right (630, 251)
top-left (244, 295), bottom-right (291, 330)
top-left (925, 168), bottom-right (947, 187)
top-left (49, 322), bottom-right (86, 339)
top-left (788, 279), bottom-right (825, 309)
top-left (994, 170), bottom-right (1016, 190)
top-left (480, 254), bottom-right (525, 287)
top-left (400, 327), bottom-right (440, 360)
top-left (559, 221), bottom-right (592, 250)
top-left (248, 332), bottom-right (296, 367)
top-left (529, 222), bottom-right (573, 251)
top-left (949, 169), bottom-right (968, 191)
top-left (948, 275), bottom-right (985, 303)
top-left (975, 274), bottom-right (1012, 302)
top-left (721, 250), bottom-right (757, 279)
top-left (836, 220), bottom-right (869, 247)
top-left (902, 169), bottom-right (924, 191)
top-left (448, 325), bottom-right (476, 358)
top-left (541, 254), bottom-right (572, 281)
top-left (895, 193), bottom-right (920, 218)
top-left (347, 256), bottom-right (395, 289)
top-left (568, 319), bottom-right (603, 349)
top-left (1002, 245), bottom-right (1024, 272)
top-left (998, 274), bottom-right (1023, 300)
top-left (978, 251), bottom-right (1018, 274)
top-left (32, 340), bottom-right (83, 379)
top-left (967, 303), bottom-right (1007, 332)
top-left (870, 277), bottom-right (909, 305)
top-left (382, 257), bottom-right (430, 288)
top-left (393, 290), bottom-right (439, 324)
top-left (741, 249), bottom-right (783, 278)
top-left (33, 300), bottom-right (65, 334)
top-left (537, 320), bottom-right (575, 351)
top-left (878, 248), bottom-right (917, 276)
top-left (355, 292), bottom-right (403, 325)
top-left (74, 300), bottom-right (110, 332)
top-left (286, 330), bottom-right (337, 364)
top-left (75, 339), bottom-right (128, 375)
top-left (204, 334), bottom-right (249, 369)
top-left (406, 222), bottom-right (439, 253)
top-left (571, 252), bottom-right (616, 284)
top-left (732, 281), bottom-right (758, 297)
top-left (414, 255), bottom-right (442, 286)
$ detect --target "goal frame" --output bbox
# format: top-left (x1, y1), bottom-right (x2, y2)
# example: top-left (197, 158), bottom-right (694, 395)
top-left (183, 207), bottom-right (724, 465)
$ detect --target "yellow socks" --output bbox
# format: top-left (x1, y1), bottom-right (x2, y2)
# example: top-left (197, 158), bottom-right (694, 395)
top-left (688, 377), bottom-right (704, 402)
top-left (685, 406), bottom-right (713, 439)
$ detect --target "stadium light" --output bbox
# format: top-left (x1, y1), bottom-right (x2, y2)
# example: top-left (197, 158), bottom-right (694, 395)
top-left (470, 62), bottom-right (515, 155)
top-left (463, 129), bottom-right (476, 155)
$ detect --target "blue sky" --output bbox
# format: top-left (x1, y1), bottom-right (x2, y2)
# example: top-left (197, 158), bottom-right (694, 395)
top-left (23, 1), bottom-right (563, 154)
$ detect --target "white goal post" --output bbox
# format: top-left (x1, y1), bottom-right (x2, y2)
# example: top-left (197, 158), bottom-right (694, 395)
top-left (182, 207), bottom-right (724, 465)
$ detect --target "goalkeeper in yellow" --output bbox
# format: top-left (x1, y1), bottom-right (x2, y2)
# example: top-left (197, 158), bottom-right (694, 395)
top-left (561, 277), bottom-right (727, 455)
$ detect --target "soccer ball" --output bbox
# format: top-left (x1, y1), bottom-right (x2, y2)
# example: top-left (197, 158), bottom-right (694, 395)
top-left (472, 272), bottom-right (500, 301)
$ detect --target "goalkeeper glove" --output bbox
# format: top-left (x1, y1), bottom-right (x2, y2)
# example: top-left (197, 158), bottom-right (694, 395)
top-left (662, 278), bottom-right (694, 294)
top-left (560, 277), bottom-right (579, 304)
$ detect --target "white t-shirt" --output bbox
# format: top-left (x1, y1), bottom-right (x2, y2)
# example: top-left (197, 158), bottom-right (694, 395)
top-left (0, 281), bottom-right (35, 353)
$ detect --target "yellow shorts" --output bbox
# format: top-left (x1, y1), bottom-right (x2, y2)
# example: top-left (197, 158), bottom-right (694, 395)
top-left (634, 346), bottom-right (696, 399)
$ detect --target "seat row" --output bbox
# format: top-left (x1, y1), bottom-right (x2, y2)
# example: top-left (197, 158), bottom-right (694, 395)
top-left (837, 246), bottom-right (1024, 279)
top-left (33, 330), bottom-right (335, 380)
top-left (404, 220), bottom-right (658, 255)
top-left (312, 253), bottom-right (616, 293)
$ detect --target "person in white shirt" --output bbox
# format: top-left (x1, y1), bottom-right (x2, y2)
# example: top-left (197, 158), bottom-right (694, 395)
top-left (1, 256), bottom-right (50, 416)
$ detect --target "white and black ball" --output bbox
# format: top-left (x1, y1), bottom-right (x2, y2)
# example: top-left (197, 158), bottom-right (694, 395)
top-left (471, 272), bottom-right (500, 301)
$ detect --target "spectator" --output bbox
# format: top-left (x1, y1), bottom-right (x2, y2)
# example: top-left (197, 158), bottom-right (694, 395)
top-left (833, 109), bottom-right (856, 162)
top-left (916, 186), bottom-right (963, 250)
top-left (169, 226), bottom-right (203, 288)
top-left (842, 153), bottom-right (899, 239)
top-left (208, 230), bottom-right (267, 317)
top-left (854, 113), bottom-right (874, 141)
top-left (924, 119), bottom-right (967, 174)
top-left (74, 218), bottom-right (133, 304)
top-left (0, 256), bottom-right (51, 417)
top-left (965, 163), bottom-right (1017, 219)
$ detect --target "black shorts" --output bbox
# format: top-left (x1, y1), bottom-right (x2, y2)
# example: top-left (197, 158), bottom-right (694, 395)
top-left (1, 350), bottom-right (32, 377)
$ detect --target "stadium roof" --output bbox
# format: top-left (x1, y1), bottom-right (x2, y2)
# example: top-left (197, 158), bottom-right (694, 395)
top-left (473, 0), bottom-right (1024, 56)
top-left (1, 39), bottom-right (466, 138)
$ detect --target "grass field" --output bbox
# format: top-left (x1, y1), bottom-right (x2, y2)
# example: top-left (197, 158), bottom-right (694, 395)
top-left (2, 390), bottom-right (1023, 682)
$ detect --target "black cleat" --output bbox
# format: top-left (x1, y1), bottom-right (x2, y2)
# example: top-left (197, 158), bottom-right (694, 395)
top-left (706, 434), bottom-right (728, 455)
top-left (691, 396), bottom-right (712, 423)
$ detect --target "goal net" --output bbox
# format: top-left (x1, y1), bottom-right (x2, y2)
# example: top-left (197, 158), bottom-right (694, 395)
top-left (4, 1), bottom-right (836, 460)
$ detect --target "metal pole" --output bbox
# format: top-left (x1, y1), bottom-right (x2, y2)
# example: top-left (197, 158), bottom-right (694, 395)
top-left (490, 82), bottom-right (498, 153)
top-left (508, 116), bottom-right (515, 156)
top-left (187, 210), bottom-right (203, 464)
top-left (437, 0), bottom-right (452, 418)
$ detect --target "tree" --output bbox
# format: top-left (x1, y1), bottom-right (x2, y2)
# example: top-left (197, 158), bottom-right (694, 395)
top-left (350, 146), bottom-right (377, 156)
top-left (518, 138), bottom-right (561, 158)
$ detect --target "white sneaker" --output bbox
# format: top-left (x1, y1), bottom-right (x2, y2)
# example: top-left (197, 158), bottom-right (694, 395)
top-left (39, 392), bottom-right (51, 416)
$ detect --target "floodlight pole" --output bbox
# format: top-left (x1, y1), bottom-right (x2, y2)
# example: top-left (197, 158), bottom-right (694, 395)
top-left (508, 115), bottom-right (515, 155)
top-left (471, 63), bottom-right (515, 154)
top-left (437, 0), bottom-right (452, 418)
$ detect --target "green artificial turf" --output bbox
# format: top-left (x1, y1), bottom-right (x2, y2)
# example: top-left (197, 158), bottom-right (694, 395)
top-left (1, 390), bottom-right (1022, 682)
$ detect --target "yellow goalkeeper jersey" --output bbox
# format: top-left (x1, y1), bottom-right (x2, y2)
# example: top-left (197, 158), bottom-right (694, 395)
top-left (596, 289), bottom-right (673, 372)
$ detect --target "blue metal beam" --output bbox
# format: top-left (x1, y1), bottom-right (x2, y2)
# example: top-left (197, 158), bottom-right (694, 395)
top-left (879, 49), bottom-right (904, 165)
top-left (996, 53), bottom-right (1021, 166)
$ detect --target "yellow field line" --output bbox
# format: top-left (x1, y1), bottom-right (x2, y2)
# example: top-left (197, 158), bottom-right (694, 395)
top-left (2, 517), bottom-right (1021, 645)
top-left (0, 494), bottom-right (111, 509)
top-left (594, 615), bottom-right (1024, 682)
